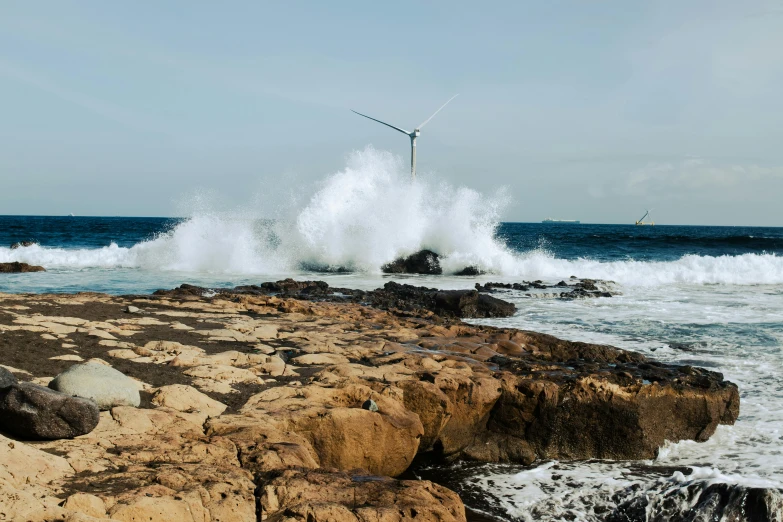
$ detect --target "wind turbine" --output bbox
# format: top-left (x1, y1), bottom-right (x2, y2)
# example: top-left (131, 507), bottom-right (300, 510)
top-left (351, 94), bottom-right (458, 180)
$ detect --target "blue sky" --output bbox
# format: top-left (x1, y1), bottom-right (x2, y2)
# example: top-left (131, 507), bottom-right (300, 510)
top-left (1, 1), bottom-right (782, 224)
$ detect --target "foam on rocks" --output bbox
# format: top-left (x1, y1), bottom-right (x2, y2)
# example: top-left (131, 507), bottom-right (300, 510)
top-left (49, 362), bottom-right (141, 410)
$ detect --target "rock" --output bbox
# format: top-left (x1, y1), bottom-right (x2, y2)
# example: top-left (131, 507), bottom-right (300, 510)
top-left (62, 493), bottom-right (107, 518)
top-left (150, 384), bottom-right (227, 421)
top-left (434, 289), bottom-right (516, 318)
top-left (368, 281), bottom-right (516, 319)
top-left (0, 262), bottom-right (45, 273)
top-left (124, 306), bottom-right (141, 314)
top-left (0, 382), bottom-right (100, 439)
top-left (10, 241), bottom-right (36, 249)
top-left (481, 356), bottom-right (741, 461)
top-left (258, 468), bottom-right (466, 522)
top-left (608, 480), bottom-right (783, 522)
top-left (241, 383), bottom-right (424, 477)
top-left (361, 399), bottom-right (379, 412)
top-left (291, 353), bottom-right (350, 366)
top-left (0, 367), bottom-right (17, 389)
top-left (476, 281), bottom-right (530, 292)
top-left (455, 266), bottom-right (484, 276)
top-left (382, 249), bottom-right (443, 275)
top-left (49, 362), bottom-right (140, 410)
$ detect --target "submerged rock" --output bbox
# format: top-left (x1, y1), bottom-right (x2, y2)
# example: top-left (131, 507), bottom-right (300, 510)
top-left (455, 266), bottom-right (484, 276)
top-left (49, 362), bottom-right (140, 410)
top-left (0, 262), bottom-right (45, 273)
top-left (382, 249), bottom-right (443, 275)
top-left (9, 241), bottom-right (35, 249)
top-left (0, 382), bottom-right (100, 439)
top-left (608, 480), bottom-right (783, 522)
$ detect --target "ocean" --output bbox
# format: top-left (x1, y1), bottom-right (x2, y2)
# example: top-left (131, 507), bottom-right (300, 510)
top-left (2, 156), bottom-right (783, 520)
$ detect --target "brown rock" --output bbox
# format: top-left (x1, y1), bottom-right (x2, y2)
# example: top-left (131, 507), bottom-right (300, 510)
top-left (63, 493), bottom-right (107, 518)
top-left (242, 383), bottom-right (423, 477)
top-left (150, 385), bottom-right (227, 422)
top-left (258, 468), bottom-right (466, 522)
top-left (0, 262), bottom-right (45, 273)
top-left (484, 360), bottom-right (741, 461)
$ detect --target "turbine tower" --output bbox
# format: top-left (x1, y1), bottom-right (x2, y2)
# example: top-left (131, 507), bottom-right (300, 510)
top-left (351, 94), bottom-right (458, 180)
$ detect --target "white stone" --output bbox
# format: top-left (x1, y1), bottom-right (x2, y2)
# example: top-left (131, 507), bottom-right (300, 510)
top-left (48, 362), bottom-right (140, 410)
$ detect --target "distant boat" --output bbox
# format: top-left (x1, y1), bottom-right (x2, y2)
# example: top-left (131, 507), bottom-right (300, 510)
top-left (542, 218), bottom-right (580, 224)
top-left (635, 210), bottom-right (654, 226)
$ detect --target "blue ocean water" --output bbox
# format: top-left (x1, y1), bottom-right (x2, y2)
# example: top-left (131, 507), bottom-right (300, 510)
top-left (2, 213), bottom-right (783, 520)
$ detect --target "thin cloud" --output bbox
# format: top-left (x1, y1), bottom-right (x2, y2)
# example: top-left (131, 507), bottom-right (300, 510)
top-left (0, 59), bottom-right (166, 135)
top-left (623, 158), bottom-right (783, 197)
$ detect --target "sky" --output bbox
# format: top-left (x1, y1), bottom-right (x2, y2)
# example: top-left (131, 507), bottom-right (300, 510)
top-left (1, 1), bottom-right (782, 225)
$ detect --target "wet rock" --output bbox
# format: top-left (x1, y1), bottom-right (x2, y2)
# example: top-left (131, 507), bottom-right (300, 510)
top-left (435, 289), bottom-right (516, 318)
top-left (0, 367), bottom-right (17, 389)
top-left (49, 362), bottom-right (140, 410)
top-left (608, 481), bottom-right (783, 522)
top-left (0, 262), bottom-right (45, 273)
top-left (369, 282), bottom-right (516, 319)
top-left (382, 249), bottom-right (443, 275)
top-left (257, 468), bottom-right (466, 522)
top-left (475, 282), bottom-right (530, 292)
top-left (9, 240), bottom-right (35, 249)
top-left (455, 266), bottom-right (484, 276)
top-left (0, 382), bottom-right (100, 439)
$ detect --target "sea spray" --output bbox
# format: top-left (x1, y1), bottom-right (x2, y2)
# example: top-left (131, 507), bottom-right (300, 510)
top-left (291, 147), bottom-right (514, 272)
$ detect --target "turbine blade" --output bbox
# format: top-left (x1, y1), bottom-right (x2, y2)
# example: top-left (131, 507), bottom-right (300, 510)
top-left (351, 110), bottom-right (410, 135)
top-left (418, 94), bottom-right (459, 129)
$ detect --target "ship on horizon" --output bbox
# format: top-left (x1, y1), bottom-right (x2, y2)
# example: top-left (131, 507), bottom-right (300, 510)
top-left (542, 218), bottom-right (580, 224)
top-left (635, 209), bottom-right (654, 226)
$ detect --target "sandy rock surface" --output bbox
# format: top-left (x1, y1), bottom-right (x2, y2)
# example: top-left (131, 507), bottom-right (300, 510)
top-left (0, 287), bottom-right (740, 520)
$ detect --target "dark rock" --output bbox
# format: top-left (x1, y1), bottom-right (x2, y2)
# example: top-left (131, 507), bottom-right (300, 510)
top-left (152, 283), bottom-right (213, 299)
top-left (0, 262), bottom-right (45, 273)
top-left (434, 290), bottom-right (516, 318)
top-left (0, 367), bottom-right (17, 389)
top-left (382, 250), bottom-right (442, 275)
top-left (555, 280), bottom-right (568, 287)
top-left (368, 282), bottom-right (516, 319)
top-left (475, 282), bottom-right (530, 292)
top-left (10, 241), bottom-right (36, 249)
top-left (362, 399), bottom-right (379, 412)
top-left (455, 266), bottom-right (484, 276)
top-left (151, 280), bottom-right (517, 320)
top-left (0, 382), bottom-right (100, 440)
top-left (608, 481), bottom-right (783, 522)
top-left (575, 279), bottom-right (599, 291)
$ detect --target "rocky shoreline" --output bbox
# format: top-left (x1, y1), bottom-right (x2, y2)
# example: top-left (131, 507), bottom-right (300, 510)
top-left (0, 281), bottom-right (739, 521)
